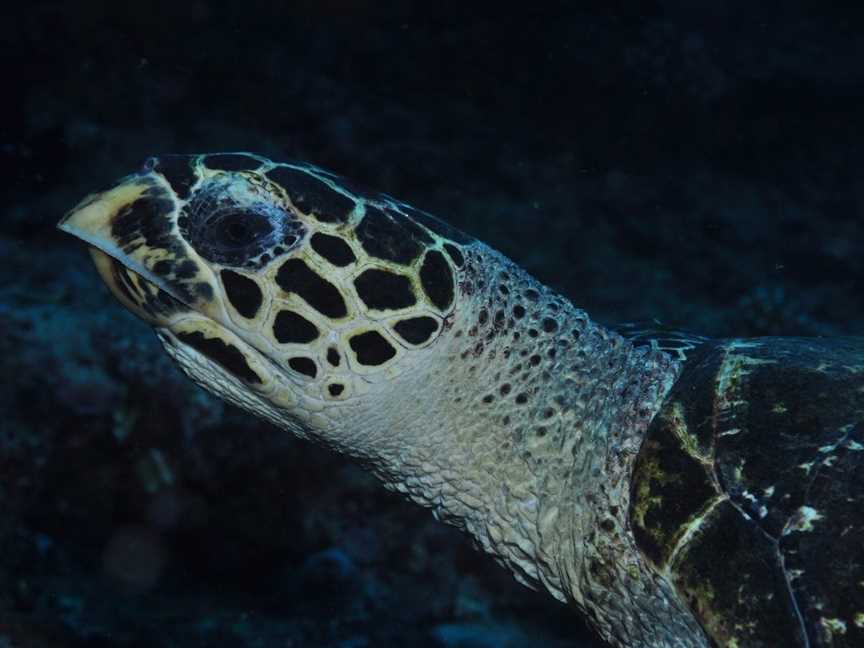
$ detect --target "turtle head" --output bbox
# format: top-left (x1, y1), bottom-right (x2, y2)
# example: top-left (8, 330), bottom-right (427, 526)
top-left (60, 153), bottom-right (471, 443)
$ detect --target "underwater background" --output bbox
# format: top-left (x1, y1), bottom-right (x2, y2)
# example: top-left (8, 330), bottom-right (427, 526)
top-left (2, 1), bottom-right (863, 646)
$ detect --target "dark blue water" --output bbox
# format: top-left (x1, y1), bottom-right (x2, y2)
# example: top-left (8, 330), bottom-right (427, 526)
top-left (2, 2), bottom-right (862, 646)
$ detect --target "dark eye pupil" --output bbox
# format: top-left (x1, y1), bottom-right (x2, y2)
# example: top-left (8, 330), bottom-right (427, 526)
top-left (212, 211), bottom-right (272, 248)
top-left (225, 219), bottom-right (251, 243)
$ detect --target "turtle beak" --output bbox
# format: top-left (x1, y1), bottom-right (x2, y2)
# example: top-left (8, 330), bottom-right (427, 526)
top-left (59, 173), bottom-right (215, 326)
top-left (60, 171), bottom-right (281, 395)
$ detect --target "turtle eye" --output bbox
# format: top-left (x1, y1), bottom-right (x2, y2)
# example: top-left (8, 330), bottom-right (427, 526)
top-left (180, 175), bottom-right (305, 268)
top-left (210, 210), bottom-right (273, 248)
top-left (185, 206), bottom-right (279, 266)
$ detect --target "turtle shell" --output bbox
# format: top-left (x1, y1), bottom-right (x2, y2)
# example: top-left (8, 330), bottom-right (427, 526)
top-left (629, 337), bottom-right (864, 647)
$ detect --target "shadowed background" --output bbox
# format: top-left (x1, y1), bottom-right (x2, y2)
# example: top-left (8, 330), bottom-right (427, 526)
top-left (2, 1), bottom-right (863, 646)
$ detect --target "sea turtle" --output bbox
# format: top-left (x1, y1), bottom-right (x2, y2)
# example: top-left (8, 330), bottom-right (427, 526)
top-left (58, 153), bottom-right (864, 647)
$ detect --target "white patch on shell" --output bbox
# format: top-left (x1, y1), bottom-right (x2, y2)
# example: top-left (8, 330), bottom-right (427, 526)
top-left (820, 617), bottom-right (847, 635)
top-left (718, 427), bottom-right (741, 437)
top-left (796, 423), bottom-right (858, 475)
top-left (782, 506), bottom-right (824, 535)
top-left (740, 489), bottom-right (769, 518)
top-left (818, 423), bottom-right (857, 455)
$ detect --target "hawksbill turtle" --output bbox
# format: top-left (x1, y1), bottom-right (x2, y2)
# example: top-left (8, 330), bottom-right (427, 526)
top-left (59, 153), bottom-right (864, 648)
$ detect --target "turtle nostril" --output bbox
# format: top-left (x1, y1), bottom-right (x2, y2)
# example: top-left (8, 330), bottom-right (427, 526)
top-left (142, 156), bottom-right (159, 172)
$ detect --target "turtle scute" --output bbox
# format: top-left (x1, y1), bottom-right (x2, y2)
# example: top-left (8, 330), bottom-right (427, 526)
top-left (630, 337), bottom-right (864, 647)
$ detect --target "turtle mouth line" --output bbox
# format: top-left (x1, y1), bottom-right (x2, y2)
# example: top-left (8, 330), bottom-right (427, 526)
top-left (97, 247), bottom-right (306, 391)
top-left (86, 245), bottom-right (194, 326)
top-left (93, 248), bottom-right (292, 392)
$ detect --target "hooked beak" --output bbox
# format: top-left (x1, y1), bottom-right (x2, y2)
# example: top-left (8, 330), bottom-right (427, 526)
top-left (59, 170), bottom-right (283, 395)
top-left (58, 174), bottom-right (214, 326)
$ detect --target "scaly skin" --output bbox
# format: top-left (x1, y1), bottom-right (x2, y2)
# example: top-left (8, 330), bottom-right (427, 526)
top-left (59, 153), bottom-right (709, 647)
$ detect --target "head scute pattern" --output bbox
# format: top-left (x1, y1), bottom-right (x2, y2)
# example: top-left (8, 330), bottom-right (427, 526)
top-left (355, 204), bottom-right (432, 265)
top-left (82, 153), bottom-right (471, 403)
top-left (265, 165), bottom-right (356, 224)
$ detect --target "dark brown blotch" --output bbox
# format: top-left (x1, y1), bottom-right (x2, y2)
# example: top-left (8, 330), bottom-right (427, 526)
top-left (419, 250), bottom-right (454, 311)
top-left (393, 316), bottom-right (439, 345)
top-left (310, 232), bottom-right (356, 267)
top-left (354, 268), bottom-right (416, 310)
top-left (288, 356), bottom-right (317, 378)
top-left (266, 166), bottom-right (355, 224)
top-left (349, 330), bottom-right (397, 366)
top-left (443, 243), bottom-right (464, 267)
top-left (111, 191), bottom-right (175, 254)
top-left (273, 310), bottom-right (319, 344)
top-left (150, 155), bottom-right (198, 199)
top-left (275, 258), bottom-right (347, 319)
top-left (175, 259), bottom-right (198, 279)
top-left (356, 206), bottom-right (424, 265)
top-left (176, 331), bottom-right (261, 384)
top-left (220, 269), bottom-right (263, 319)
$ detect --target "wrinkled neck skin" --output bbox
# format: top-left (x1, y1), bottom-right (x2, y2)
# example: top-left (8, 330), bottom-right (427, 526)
top-left (315, 244), bottom-right (706, 646)
top-left (164, 242), bottom-right (707, 647)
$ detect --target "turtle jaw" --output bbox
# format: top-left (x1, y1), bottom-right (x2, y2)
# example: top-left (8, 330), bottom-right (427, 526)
top-left (59, 175), bottom-right (286, 398)
top-left (85, 245), bottom-right (189, 326)
top-left (59, 176), bottom-right (198, 326)
top-left (82, 245), bottom-right (284, 399)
